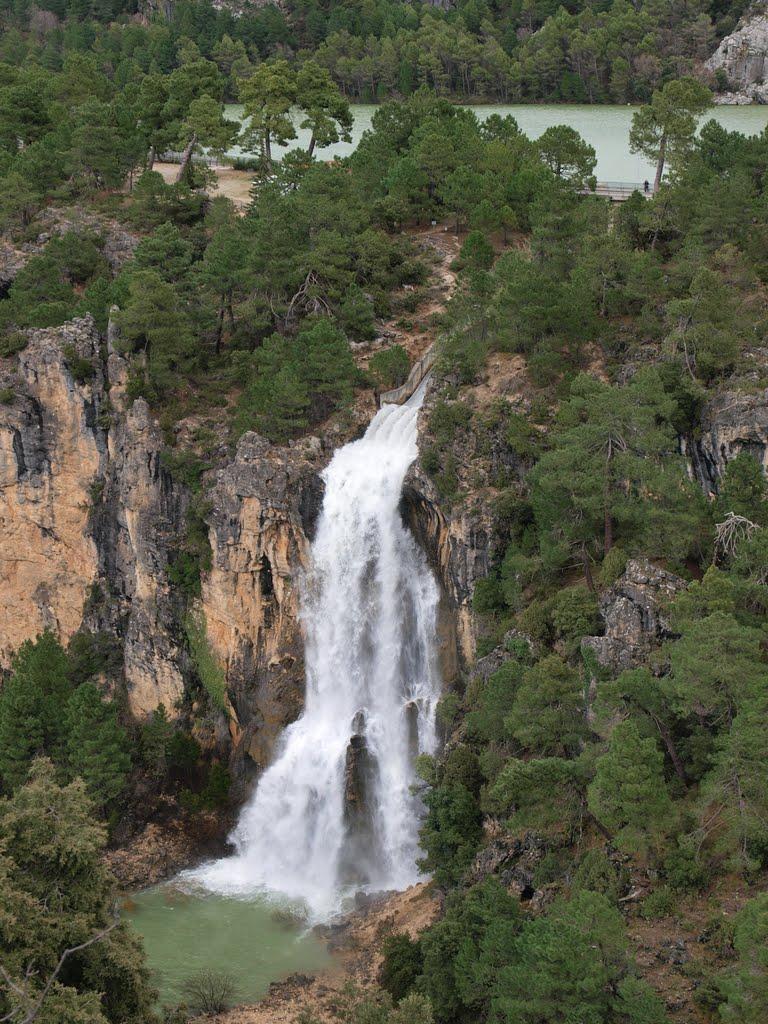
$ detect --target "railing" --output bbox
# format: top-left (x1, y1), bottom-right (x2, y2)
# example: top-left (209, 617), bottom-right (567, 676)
top-left (580, 181), bottom-right (652, 200)
top-left (158, 151), bottom-right (223, 168)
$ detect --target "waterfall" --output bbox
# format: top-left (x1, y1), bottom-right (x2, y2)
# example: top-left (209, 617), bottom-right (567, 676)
top-left (188, 384), bottom-right (441, 920)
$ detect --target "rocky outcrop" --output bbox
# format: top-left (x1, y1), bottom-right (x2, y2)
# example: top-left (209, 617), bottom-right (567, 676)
top-left (402, 470), bottom-right (490, 673)
top-left (0, 207), bottom-right (139, 291)
top-left (686, 387), bottom-right (768, 495)
top-left (706, 7), bottom-right (768, 103)
top-left (201, 432), bottom-right (324, 771)
top-left (0, 312), bottom-right (335, 776)
top-left (582, 559), bottom-right (686, 674)
top-left (0, 320), bottom-right (104, 662)
top-left (0, 315), bottom-right (189, 714)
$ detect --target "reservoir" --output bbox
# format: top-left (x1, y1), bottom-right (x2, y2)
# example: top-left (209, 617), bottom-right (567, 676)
top-left (224, 102), bottom-right (768, 182)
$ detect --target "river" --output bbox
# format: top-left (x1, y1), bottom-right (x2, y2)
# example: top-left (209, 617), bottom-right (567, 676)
top-left (224, 102), bottom-right (768, 182)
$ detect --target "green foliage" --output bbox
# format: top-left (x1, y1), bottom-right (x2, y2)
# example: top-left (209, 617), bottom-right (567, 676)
top-left (185, 606), bottom-right (228, 712)
top-left (62, 342), bottom-right (95, 383)
top-left (419, 878), bottom-right (522, 1023)
top-left (140, 704), bottom-right (174, 781)
top-left (0, 760), bottom-right (156, 1023)
top-left (491, 891), bottom-right (629, 1024)
top-left (369, 345), bottom-right (410, 391)
top-left (505, 655), bottom-right (587, 757)
top-left (715, 452), bottom-right (768, 526)
top-left (717, 893), bottom-right (768, 1022)
top-left (418, 782), bottom-right (482, 889)
top-left (64, 683), bottom-right (130, 812)
top-left (380, 934), bottom-right (423, 1003)
top-left (489, 756), bottom-right (587, 836)
top-left (629, 78), bottom-right (711, 188)
top-left (465, 660), bottom-right (523, 746)
top-left (116, 269), bottom-right (195, 402)
top-left (536, 124), bottom-right (596, 188)
top-left (588, 721), bottom-right (674, 855)
top-left (529, 371), bottom-right (704, 580)
top-left (236, 319), bottom-right (357, 442)
top-left (571, 849), bottom-right (627, 904)
top-left (0, 631), bottom-right (71, 791)
top-left (0, 633), bottom-right (131, 818)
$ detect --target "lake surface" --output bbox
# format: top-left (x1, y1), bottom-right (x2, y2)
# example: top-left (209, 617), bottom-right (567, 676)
top-left (224, 103), bottom-right (768, 182)
top-left (126, 884), bottom-right (330, 1008)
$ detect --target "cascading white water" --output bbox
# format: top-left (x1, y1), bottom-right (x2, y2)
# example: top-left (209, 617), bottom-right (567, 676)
top-left (188, 383), bottom-right (441, 920)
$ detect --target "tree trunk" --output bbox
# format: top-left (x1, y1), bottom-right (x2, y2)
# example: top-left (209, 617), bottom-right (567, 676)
top-left (653, 134), bottom-right (666, 193)
top-left (147, 144), bottom-right (156, 171)
top-left (307, 134), bottom-right (316, 158)
top-left (650, 713), bottom-right (689, 785)
top-left (581, 543), bottom-right (596, 593)
top-left (264, 131), bottom-right (272, 168)
top-left (175, 134), bottom-right (197, 185)
top-left (604, 438), bottom-right (614, 554)
top-left (214, 304), bottom-right (224, 356)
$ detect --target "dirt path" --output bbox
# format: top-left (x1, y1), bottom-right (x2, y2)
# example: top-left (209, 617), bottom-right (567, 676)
top-left (358, 224), bottom-right (460, 371)
top-left (153, 163), bottom-right (254, 209)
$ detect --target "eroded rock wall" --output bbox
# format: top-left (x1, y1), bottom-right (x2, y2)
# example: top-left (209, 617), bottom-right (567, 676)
top-left (706, 7), bottom-right (768, 103)
top-left (0, 314), bottom-right (329, 775)
top-left (202, 434), bottom-right (324, 771)
top-left (0, 320), bottom-right (104, 662)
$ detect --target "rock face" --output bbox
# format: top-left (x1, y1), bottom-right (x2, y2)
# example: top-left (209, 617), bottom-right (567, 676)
top-left (582, 559), bottom-right (686, 674)
top-left (201, 433), bottom-right (324, 772)
top-left (706, 7), bottom-right (768, 103)
top-left (0, 320), bottom-right (104, 662)
top-left (0, 207), bottom-right (139, 293)
top-left (0, 314), bottom-right (331, 776)
top-left (402, 470), bottom-right (490, 673)
top-left (0, 315), bottom-right (189, 714)
top-left (687, 387), bottom-right (768, 495)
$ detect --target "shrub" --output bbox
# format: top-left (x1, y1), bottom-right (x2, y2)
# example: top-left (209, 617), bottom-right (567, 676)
top-left (380, 933), bottom-right (423, 1002)
top-left (369, 344), bottom-right (410, 390)
top-left (0, 386), bottom-right (14, 404)
top-left (641, 885), bottom-right (676, 920)
top-left (182, 968), bottom-right (237, 1015)
top-left (0, 332), bottom-right (27, 357)
top-left (185, 608), bottom-right (228, 712)
top-left (571, 849), bottom-right (627, 903)
top-left (62, 343), bottom-right (95, 384)
top-left (599, 546), bottom-right (628, 586)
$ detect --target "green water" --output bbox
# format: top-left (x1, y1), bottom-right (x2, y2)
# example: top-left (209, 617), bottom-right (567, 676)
top-left (126, 884), bottom-right (330, 1008)
top-left (224, 102), bottom-right (768, 182)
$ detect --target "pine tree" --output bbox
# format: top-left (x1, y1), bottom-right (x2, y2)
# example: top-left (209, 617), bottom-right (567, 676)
top-left (588, 721), bottom-right (674, 855)
top-left (506, 655), bottom-right (587, 757)
top-left (718, 893), bottom-right (768, 1022)
top-left (64, 683), bottom-right (131, 814)
top-left (0, 632), bottom-right (71, 792)
top-left (0, 760), bottom-right (156, 1023)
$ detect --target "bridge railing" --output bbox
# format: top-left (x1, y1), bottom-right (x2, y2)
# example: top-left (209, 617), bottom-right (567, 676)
top-left (579, 181), bottom-right (651, 200)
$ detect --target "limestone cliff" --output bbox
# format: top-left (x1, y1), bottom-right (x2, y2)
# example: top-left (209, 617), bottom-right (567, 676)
top-left (0, 314), bottom-right (333, 776)
top-left (0, 320), bottom-right (104, 662)
top-left (706, 5), bottom-right (768, 103)
top-left (686, 386), bottom-right (768, 495)
top-left (201, 432), bottom-right (324, 773)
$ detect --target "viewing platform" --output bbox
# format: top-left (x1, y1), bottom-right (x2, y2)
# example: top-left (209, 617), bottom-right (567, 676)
top-left (581, 181), bottom-right (653, 201)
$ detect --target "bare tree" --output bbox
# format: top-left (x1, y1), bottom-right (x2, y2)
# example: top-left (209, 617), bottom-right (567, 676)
top-left (183, 968), bottom-right (238, 1016)
top-left (713, 512), bottom-right (759, 564)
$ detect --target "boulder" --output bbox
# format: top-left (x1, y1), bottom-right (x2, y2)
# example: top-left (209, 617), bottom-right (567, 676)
top-left (582, 558), bottom-right (686, 673)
